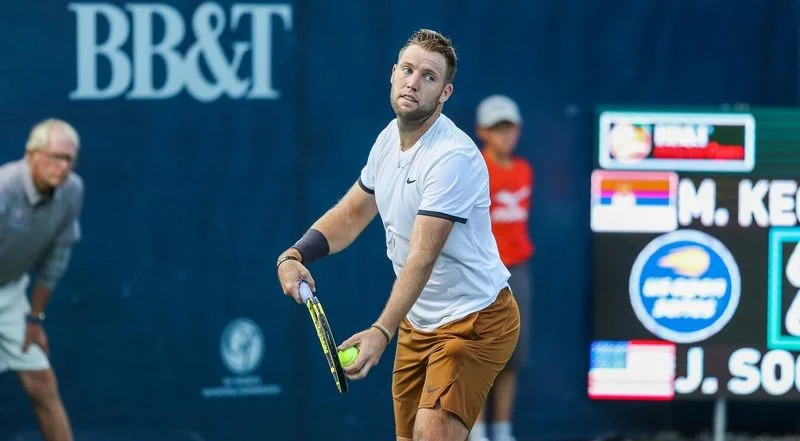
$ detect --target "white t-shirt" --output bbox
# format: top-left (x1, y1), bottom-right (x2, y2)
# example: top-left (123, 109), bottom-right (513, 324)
top-left (359, 114), bottom-right (510, 330)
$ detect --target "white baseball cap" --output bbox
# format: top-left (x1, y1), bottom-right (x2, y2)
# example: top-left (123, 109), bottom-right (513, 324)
top-left (476, 95), bottom-right (522, 128)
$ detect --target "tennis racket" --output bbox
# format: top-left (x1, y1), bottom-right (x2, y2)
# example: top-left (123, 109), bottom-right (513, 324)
top-left (298, 281), bottom-right (349, 394)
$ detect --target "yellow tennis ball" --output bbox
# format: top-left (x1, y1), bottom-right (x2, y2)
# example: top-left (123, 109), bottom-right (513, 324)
top-left (338, 347), bottom-right (359, 367)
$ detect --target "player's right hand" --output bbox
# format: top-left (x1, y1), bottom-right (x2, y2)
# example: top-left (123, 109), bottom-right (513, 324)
top-left (277, 257), bottom-right (316, 303)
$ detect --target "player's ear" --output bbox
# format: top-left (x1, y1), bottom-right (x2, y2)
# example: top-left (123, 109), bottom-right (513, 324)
top-left (439, 83), bottom-right (453, 103)
top-left (390, 64), bottom-right (396, 84)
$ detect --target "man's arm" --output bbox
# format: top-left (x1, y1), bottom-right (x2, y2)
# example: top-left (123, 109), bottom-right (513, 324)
top-left (309, 182), bottom-right (378, 253)
top-left (337, 213), bottom-right (453, 380)
top-left (30, 244), bottom-right (74, 319)
top-left (30, 283), bottom-right (53, 317)
top-left (29, 284), bottom-right (54, 320)
top-left (29, 186), bottom-right (82, 322)
top-left (373, 214), bottom-right (454, 337)
top-left (279, 181), bottom-right (378, 262)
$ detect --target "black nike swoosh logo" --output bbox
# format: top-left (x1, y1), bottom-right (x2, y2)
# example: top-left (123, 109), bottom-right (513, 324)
top-left (406, 178), bottom-right (417, 184)
top-left (426, 386), bottom-right (440, 394)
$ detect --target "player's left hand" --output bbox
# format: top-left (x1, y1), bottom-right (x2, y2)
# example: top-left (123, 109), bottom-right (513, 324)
top-left (338, 327), bottom-right (388, 380)
top-left (22, 323), bottom-right (48, 356)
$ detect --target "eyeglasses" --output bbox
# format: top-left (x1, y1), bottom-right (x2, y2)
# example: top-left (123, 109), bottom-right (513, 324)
top-left (38, 151), bottom-right (76, 165)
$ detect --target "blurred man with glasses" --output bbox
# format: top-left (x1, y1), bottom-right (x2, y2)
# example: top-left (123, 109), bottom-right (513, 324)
top-left (0, 118), bottom-right (83, 441)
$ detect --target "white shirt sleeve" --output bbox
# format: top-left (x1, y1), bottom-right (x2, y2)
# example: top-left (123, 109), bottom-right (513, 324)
top-left (359, 129), bottom-right (388, 194)
top-left (358, 160), bottom-right (375, 194)
top-left (418, 152), bottom-right (481, 224)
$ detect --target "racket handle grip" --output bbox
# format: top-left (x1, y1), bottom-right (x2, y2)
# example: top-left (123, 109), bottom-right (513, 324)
top-left (298, 281), bottom-right (313, 302)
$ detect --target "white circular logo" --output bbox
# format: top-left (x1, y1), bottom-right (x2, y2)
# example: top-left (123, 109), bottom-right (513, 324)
top-left (608, 122), bottom-right (652, 163)
top-left (220, 318), bottom-right (264, 375)
top-left (629, 230), bottom-right (741, 343)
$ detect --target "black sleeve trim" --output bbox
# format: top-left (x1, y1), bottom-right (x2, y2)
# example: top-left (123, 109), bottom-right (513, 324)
top-left (357, 177), bottom-right (375, 194)
top-left (417, 210), bottom-right (467, 224)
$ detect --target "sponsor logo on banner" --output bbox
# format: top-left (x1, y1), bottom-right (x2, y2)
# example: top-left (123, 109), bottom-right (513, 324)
top-left (629, 230), bottom-right (741, 343)
top-left (591, 170), bottom-right (678, 233)
top-left (68, 2), bottom-right (293, 101)
top-left (598, 111), bottom-right (755, 172)
top-left (588, 340), bottom-right (676, 400)
top-left (201, 318), bottom-right (282, 398)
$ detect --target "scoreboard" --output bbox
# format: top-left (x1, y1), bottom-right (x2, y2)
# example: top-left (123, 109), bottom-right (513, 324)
top-left (589, 107), bottom-right (800, 401)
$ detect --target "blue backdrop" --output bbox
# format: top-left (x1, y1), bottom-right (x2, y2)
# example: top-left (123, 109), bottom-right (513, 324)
top-left (0, 1), bottom-right (798, 440)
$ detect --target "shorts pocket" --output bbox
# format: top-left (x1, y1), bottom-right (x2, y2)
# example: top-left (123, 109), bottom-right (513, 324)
top-left (471, 292), bottom-right (514, 340)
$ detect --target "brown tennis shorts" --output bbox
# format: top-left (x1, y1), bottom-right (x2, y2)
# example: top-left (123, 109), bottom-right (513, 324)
top-left (391, 287), bottom-right (520, 437)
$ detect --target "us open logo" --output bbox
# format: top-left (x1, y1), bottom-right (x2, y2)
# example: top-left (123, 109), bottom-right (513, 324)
top-left (629, 230), bottom-right (741, 343)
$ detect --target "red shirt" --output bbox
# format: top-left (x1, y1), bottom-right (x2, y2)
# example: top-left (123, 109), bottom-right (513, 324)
top-left (483, 152), bottom-right (534, 267)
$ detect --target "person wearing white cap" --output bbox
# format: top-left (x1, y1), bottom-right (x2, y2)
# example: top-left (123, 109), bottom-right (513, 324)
top-left (469, 95), bottom-right (534, 441)
top-left (476, 95), bottom-right (523, 129)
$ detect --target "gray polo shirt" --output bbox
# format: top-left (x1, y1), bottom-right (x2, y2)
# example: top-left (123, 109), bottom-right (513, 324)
top-left (0, 159), bottom-right (83, 287)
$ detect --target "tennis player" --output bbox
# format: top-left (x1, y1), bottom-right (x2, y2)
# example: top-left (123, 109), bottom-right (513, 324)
top-left (276, 29), bottom-right (520, 441)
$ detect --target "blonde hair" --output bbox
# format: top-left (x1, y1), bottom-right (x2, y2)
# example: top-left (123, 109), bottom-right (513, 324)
top-left (400, 29), bottom-right (458, 84)
top-left (26, 119), bottom-right (80, 152)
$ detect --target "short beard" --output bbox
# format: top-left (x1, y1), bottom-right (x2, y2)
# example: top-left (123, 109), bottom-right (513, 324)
top-left (390, 93), bottom-right (441, 132)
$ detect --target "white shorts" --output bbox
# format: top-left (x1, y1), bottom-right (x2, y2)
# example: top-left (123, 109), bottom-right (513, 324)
top-left (0, 275), bottom-right (49, 373)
